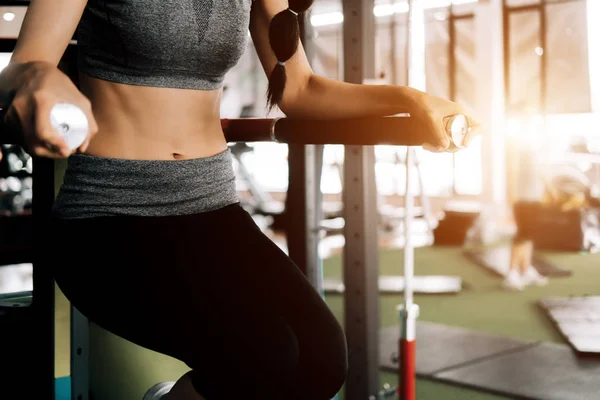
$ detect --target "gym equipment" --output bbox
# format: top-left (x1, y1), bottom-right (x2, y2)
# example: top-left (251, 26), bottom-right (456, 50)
top-left (322, 275), bottom-right (462, 294)
top-left (539, 296), bottom-right (600, 354)
top-left (463, 245), bottom-right (572, 278)
top-left (508, 164), bottom-right (600, 252)
top-left (142, 382), bottom-right (175, 400)
top-left (0, 102), bottom-right (88, 151)
top-left (0, 290), bottom-right (35, 399)
top-left (435, 341), bottom-right (600, 400)
top-left (222, 117), bottom-right (458, 146)
top-left (231, 142), bottom-right (341, 231)
top-left (542, 162), bottom-right (597, 211)
top-left (380, 322), bottom-right (535, 375)
top-left (393, 3), bottom-right (474, 396)
top-left (368, 383), bottom-right (398, 400)
top-left (229, 103), bottom-right (284, 218)
top-left (0, 36), bottom-right (88, 400)
top-left (0, 289), bottom-right (31, 302)
top-left (0, 212), bottom-right (32, 262)
top-left (1, 144), bottom-right (33, 177)
top-left (377, 160), bottom-right (431, 236)
top-left (49, 103), bottom-right (89, 150)
top-left (380, 321), bottom-right (600, 400)
top-left (396, 2), bottom-right (420, 399)
top-left (3, 115), bottom-right (453, 150)
top-left (433, 207), bottom-right (480, 246)
top-left (0, 263), bottom-right (32, 295)
top-left (443, 114), bottom-right (471, 152)
top-left (229, 142), bottom-right (284, 217)
top-left (512, 201), bottom-right (600, 252)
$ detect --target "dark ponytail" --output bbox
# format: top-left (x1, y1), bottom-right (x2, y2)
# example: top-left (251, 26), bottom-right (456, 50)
top-left (267, 0), bottom-right (314, 109)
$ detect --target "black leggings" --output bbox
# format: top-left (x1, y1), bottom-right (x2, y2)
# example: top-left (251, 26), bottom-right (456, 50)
top-left (513, 201), bottom-right (537, 243)
top-left (48, 203), bottom-right (347, 399)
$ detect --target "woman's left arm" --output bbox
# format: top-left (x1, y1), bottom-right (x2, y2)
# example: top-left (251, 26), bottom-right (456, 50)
top-left (249, 0), bottom-right (479, 149)
top-left (250, 0), bottom-right (422, 119)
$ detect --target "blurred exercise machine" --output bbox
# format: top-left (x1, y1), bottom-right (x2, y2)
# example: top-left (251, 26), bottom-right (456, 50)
top-left (229, 104), bottom-right (285, 218)
top-left (230, 141), bottom-right (284, 217)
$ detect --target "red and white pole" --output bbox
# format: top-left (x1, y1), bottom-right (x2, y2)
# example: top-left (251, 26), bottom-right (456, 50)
top-left (398, 303), bottom-right (419, 400)
top-left (397, 148), bottom-right (420, 400)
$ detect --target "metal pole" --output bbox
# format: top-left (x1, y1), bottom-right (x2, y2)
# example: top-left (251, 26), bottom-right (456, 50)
top-left (32, 157), bottom-right (56, 400)
top-left (390, 0), bottom-right (398, 85)
top-left (398, 148), bottom-right (419, 400)
top-left (539, 0), bottom-right (548, 156)
top-left (397, 1), bottom-right (420, 399)
top-left (503, 0), bottom-right (510, 110)
top-left (415, 155), bottom-right (433, 237)
top-left (449, 4), bottom-right (459, 195)
top-left (284, 145), bottom-right (312, 276)
top-left (286, 10), bottom-right (323, 284)
top-left (311, 144), bottom-right (326, 297)
top-left (71, 306), bottom-right (90, 400)
top-left (404, 1), bottom-right (411, 85)
top-left (301, 14), bottom-right (327, 288)
top-left (341, 0), bottom-right (379, 398)
top-left (449, 5), bottom-right (457, 103)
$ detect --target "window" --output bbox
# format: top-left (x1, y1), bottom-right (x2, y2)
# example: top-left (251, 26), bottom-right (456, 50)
top-left (546, 0), bottom-right (591, 114)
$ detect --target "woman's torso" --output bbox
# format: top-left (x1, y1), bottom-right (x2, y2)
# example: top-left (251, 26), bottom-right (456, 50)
top-left (76, 0), bottom-right (252, 160)
top-left (80, 76), bottom-right (228, 160)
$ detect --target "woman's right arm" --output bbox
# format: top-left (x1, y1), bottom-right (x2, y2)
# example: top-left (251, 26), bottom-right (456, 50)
top-left (0, 0), bottom-right (98, 159)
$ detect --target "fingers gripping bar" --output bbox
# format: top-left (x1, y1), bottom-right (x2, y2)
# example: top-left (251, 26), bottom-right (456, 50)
top-left (0, 102), bottom-right (88, 150)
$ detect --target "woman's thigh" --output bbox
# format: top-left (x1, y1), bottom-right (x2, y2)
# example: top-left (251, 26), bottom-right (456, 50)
top-left (185, 205), bottom-right (347, 398)
top-left (49, 204), bottom-right (347, 399)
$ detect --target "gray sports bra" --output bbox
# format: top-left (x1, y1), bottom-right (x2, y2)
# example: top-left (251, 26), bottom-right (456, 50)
top-left (77, 0), bottom-right (251, 90)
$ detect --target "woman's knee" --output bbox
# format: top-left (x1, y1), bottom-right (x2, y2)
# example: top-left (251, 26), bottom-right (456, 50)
top-left (170, 371), bottom-right (207, 400)
top-left (183, 326), bottom-right (347, 400)
top-left (308, 357), bottom-right (347, 399)
top-left (301, 319), bottom-right (348, 399)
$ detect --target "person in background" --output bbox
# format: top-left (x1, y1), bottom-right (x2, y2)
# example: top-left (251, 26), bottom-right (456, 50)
top-left (503, 120), bottom-right (548, 291)
top-left (503, 205), bottom-right (548, 291)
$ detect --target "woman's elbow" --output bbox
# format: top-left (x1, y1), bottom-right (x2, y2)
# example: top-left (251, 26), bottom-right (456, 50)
top-left (278, 73), bottom-right (314, 118)
top-left (278, 97), bottom-right (299, 118)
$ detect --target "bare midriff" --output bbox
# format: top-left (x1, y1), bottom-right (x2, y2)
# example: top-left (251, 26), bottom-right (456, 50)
top-left (79, 74), bottom-right (229, 161)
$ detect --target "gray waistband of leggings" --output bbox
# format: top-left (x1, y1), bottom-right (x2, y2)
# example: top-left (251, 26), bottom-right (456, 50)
top-left (52, 148), bottom-right (239, 218)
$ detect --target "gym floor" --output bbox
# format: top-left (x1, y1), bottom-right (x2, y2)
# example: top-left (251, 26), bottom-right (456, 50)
top-left (321, 242), bottom-right (600, 399)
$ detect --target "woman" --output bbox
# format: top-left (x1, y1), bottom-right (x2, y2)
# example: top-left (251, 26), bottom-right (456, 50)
top-left (0, 0), bottom-right (479, 399)
top-left (503, 129), bottom-right (548, 291)
top-left (504, 209), bottom-right (549, 291)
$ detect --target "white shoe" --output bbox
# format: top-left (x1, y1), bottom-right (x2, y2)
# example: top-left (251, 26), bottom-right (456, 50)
top-left (502, 270), bottom-right (524, 291)
top-left (522, 266), bottom-right (549, 287)
top-left (143, 382), bottom-right (176, 400)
